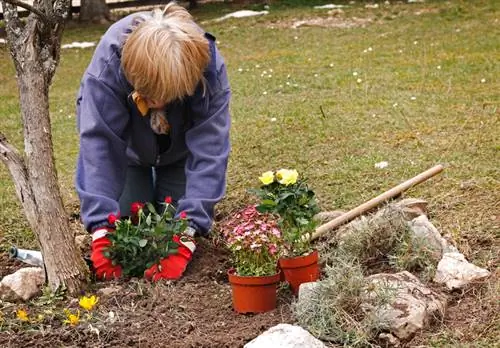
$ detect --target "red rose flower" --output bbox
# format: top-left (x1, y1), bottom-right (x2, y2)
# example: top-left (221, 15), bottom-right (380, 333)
top-left (108, 213), bottom-right (119, 225)
top-left (179, 211), bottom-right (187, 219)
top-left (164, 196), bottom-right (173, 204)
top-left (130, 202), bottom-right (144, 215)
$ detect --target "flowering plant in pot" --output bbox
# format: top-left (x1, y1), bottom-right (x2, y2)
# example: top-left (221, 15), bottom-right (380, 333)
top-left (221, 205), bottom-right (282, 314)
top-left (103, 197), bottom-right (188, 277)
top-left (251, 169), bottom-right (321, 294)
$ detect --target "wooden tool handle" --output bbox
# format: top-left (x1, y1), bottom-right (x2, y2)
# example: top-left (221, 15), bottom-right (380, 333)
top-left (311, 164), bottom-right (444, 241)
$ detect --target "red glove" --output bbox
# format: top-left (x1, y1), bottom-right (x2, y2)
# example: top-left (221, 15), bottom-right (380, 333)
top-left (90, 228), bottom-right (122, 280)
top-left (144, 234), bottom-right (196, 281)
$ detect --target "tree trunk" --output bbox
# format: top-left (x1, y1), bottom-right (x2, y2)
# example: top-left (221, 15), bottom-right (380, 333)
top-left (0, 0), bottom-right (89, 295)
top-left (20, 67), bottom-right (89, 292)
top-left (79, 0), bottom-right (110, 22)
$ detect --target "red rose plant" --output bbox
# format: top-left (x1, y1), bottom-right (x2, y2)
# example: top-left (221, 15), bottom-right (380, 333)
top-left (101, 197), bottom-right (193, 279)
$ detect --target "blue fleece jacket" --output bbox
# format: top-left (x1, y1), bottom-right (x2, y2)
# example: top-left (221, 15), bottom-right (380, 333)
top-left (75, 13), bottom-right (231, 235)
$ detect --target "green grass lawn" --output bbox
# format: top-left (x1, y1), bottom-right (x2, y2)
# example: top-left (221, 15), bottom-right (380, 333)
top-left (0, 0), bottom-right (498, 345)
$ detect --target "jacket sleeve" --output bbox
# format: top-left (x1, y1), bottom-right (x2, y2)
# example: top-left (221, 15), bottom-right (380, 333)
top-left (176, 50), bottom-right (231, 236)
top-left (75, 72), bottom-right (130, 232)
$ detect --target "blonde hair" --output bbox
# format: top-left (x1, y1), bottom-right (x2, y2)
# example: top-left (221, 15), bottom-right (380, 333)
top-left (122, 3), bottom-right (210, 103)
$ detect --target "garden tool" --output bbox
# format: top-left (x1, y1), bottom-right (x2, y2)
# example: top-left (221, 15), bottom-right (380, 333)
top-left (312, 164), bottom-right (444, 241)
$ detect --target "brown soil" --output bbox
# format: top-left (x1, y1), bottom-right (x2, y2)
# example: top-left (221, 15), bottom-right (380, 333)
top-left (0, 253), bottom-right (25, 279)
top-left (0, 239), bottom-right (294, 347)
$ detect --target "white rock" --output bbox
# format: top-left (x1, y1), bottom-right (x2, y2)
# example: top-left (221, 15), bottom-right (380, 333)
top-left (362, 271), bottom-right (447, 340)
top-left (393, 198), bottom-right (428, 219)
top-left (374, 161), bottom-right (389, 169)
top-left (298, 281), bottom-right (319, 303)
top-left (314, 4), bottom-right (347, 9)
top-left (407, 215), bottom-right (446, 261)
top-left (244, 323), bottom-right (325, 348)
top-left (61, 41), bottom-right (96, 49)
top-left (0, 267), bottom-right (45, 301)
top-left (214, 10), bottom-right (268, 22)
top-left (434, 252), bottom-right (490, 290)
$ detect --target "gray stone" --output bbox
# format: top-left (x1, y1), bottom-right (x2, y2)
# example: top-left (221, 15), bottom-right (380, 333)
top-left (378, 332), bottom-right (401, 347)
top-left (0, 267), bottom-right (45, 301)
top-left (362, 271), bottom-right (447, 340)
top-left (407, 215), bottom-right (447, 261)
top-left (244, 323), bottom-right (325, 348)
top-left (298, 282), bottom-right (319, 304)
top-left (434, 252), bottom-right (491, 290)
top-left (394, 198), bottom-right (428, 220)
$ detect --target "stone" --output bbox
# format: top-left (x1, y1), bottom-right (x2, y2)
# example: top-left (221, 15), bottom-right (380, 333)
top-left (378, 333), bottom-right (401, 347)
top-left (393, 198), bottom-right (428, 220)
top-left (434, 252), bottom-right (491, 290)
top-left (244, 323), bottom-right (325, 348)
top-left (298, 282), bottom-right (320, 304)
top-left (362, 271), bottom-right (447, 340)
top-left (0, 267), bottom-right (45, 301)
top-left (407, 215), bottom-right (446, 261)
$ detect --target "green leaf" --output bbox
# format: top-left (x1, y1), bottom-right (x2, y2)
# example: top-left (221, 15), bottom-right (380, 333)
top-left (262, 199), bottom-right (277, 206)
top-left (139, 239), bottom-right (148, 247)
top-left (146, 214), bottom-right (152, 226)
top-left (146, 202), bottom-right (157, 215)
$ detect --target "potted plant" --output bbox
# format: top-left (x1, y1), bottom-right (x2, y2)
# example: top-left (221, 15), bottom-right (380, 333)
top-left (221, 205), bottom-right (282, 314)
top-left (103, 197), bottom-right (188, 277)
top-left (251, 169), bottom-right (321, 295)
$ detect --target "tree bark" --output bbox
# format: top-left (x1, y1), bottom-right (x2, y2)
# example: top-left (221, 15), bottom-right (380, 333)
top-left (79, 0), bottom-right (110, 22)
top-left (0, 0), bottom-right (89, 295)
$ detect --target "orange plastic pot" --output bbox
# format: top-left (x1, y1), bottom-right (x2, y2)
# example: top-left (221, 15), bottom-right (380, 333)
top-left (279, 250), bottom-right (320, 295)
top-left (228, 269), bottom-right (281, 314)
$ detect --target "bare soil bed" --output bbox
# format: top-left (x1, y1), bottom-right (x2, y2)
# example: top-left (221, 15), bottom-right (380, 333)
top-left (0, 239), bottom-right (294, 347)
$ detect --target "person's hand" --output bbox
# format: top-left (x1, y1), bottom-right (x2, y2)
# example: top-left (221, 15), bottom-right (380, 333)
top-left (144, 234), bottom-right (196, 281)
top-left (90, 228), bottom-right (122, 280)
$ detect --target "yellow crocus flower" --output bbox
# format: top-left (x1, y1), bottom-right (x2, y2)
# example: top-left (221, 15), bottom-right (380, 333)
top-left (79, 295), bottom-right (99, 311)
top-left (63, 309), bottom-right (80, 326)
top-left (16, 309), bottom-right (29, 322)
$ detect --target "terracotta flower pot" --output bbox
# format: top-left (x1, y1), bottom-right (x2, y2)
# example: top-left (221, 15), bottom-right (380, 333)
top-left (279, 249), bottom-right (320, 295)
top-left (228, 269), bottom-right (281, 314)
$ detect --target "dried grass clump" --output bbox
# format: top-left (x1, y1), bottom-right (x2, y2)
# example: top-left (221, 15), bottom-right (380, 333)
top-left (296, 202), bottom-right (439, 345)
top-left (293, 257), bottom-right (391, 347)
top-left (319, 203), bottom-right (437, 279)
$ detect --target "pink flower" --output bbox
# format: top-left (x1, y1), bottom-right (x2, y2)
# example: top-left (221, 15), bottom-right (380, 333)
top-left (268, 244), bottom-right (277, 255)
top-left (164, 196), bottom-right (173, 204)
top-left (179, 211), bottom-right (187, 219)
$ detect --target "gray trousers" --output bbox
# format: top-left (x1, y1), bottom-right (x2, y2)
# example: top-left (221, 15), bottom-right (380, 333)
top-left (118, 159), bottom-right (186, 216)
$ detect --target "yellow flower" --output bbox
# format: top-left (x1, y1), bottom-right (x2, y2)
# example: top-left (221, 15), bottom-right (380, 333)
top-left (258, 171), bottom-right (275, 185)
top-left (16, 309), bottom-right (29, 322)
top-left (63, 309), bottom-right (80, 326)
top-left (276, 169), bottom-right (299, 186)
top-left (79, 295), bottom-right (99, 311)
